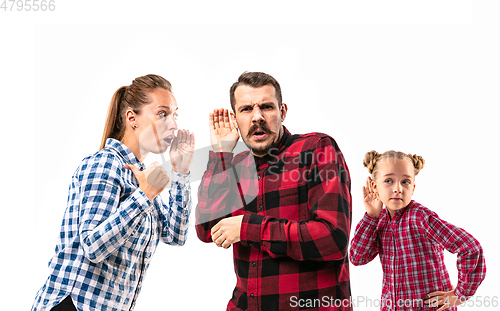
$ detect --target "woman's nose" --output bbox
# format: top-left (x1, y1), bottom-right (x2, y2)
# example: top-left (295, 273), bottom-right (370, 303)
top-left (168, 116), bottom-right (178, 130)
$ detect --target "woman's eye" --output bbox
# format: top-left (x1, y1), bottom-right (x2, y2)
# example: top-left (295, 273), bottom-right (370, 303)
top-left (173, 113), bottom-right (178, 120)
top-left (158, 111), bottom-right (167, 118)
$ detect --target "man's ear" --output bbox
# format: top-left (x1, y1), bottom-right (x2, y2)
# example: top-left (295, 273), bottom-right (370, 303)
top-left (280, 103), bottom-right (288, 122)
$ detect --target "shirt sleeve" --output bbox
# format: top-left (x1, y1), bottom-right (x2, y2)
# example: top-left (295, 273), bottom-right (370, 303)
top-left (422, 210), bottom-right (486, 300)
top-left (195, 151), bottom-right (247, 242)
top-left (157, 171), bottom-right (192, 246)
top-left (78, 153), bottom-right (153, 263)
top-left (239, 136), bottom-right (352, 261)
top-left (349, 213), bottom-right (380, 266)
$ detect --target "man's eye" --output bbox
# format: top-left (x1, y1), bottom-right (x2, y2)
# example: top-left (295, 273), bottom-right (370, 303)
top-left (241, 107), bottom-right (250, 112)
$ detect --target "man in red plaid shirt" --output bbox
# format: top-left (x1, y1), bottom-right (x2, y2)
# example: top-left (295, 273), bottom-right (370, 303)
top-left (196, 72), bottom-right (352, 310)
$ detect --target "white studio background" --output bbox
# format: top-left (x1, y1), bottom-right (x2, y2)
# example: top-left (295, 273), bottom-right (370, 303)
top-left (1, 1), bottom-right (499, 310)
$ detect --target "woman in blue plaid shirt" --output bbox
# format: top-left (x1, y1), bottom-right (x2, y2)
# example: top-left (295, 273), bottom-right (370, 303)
top-left (31, 74), bottom-right (195, 311)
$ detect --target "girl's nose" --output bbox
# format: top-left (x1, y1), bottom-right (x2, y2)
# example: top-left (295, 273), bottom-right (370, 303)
top-left (393, 184), bottom-right (402, 193)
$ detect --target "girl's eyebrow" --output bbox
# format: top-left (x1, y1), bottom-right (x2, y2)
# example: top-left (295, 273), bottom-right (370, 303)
top-left (383, 173), bottom-right (412, 178)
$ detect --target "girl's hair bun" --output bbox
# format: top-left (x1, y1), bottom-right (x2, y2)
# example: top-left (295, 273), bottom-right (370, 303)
top-left (363, 150), bottom-right (381, 174)
top-left (408, 154), bottom-right (425, 175)
top-left (363, 150), bottom-right (425, 178)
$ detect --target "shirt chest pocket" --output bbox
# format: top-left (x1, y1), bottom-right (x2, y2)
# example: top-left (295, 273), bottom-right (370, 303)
top-left (266, 181), bottom-right (309, 222)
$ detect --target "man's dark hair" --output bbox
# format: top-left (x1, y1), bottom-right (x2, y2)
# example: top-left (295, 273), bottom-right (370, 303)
top-left (229, 72), bottom-right (282, 112)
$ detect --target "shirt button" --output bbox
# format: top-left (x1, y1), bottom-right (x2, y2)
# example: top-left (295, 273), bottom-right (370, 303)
top-left (251, 262), bottom-right (256, 267)
top-left (257, 175), bottom-right (261, 180)
top-left (258, 205), bottom-right (263, 211)
top-left (250, 293), bottom-right (255, 298)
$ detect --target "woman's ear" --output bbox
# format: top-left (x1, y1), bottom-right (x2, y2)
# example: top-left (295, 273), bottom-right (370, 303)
top-left (125, 108), bottom-right (137, 128)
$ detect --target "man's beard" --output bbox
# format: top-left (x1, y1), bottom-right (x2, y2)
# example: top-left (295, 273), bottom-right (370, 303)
top-left (243, 123), bottom-right (281, 157)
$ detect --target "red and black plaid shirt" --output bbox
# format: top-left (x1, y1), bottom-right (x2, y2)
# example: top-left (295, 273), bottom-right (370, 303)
top-left (350, 200), bottom-right (486, 311)
top-left (196, 127), bottom-right (352, 311)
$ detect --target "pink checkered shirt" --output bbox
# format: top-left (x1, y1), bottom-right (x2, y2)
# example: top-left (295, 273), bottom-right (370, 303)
top-left (350, 200), bottom-right (485, 311)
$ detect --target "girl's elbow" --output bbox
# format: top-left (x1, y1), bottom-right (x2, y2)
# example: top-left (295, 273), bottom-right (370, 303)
top-left (349, 258), bottom-right (364, 266)
top-left (348, 249), bottom-right (368, 266)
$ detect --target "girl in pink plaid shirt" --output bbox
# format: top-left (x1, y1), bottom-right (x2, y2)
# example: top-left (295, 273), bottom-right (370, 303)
top-left (350, 150), bottom-right (486, 311)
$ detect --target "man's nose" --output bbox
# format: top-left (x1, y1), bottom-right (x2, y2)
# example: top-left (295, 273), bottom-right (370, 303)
top-left (251, 107), bottom-right (265, 123)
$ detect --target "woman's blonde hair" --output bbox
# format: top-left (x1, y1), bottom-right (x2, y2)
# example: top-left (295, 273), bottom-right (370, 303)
top-left (99, 74), bottom-right (172, 150)
top-left (363, 150), bottom-right (425, 180)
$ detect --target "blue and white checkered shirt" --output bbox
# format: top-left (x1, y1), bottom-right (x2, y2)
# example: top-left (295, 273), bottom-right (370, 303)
top-left (31, 138), bottom-right (192, 311)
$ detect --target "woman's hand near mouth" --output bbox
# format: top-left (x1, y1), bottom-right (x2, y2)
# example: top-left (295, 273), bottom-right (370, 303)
top-left (170, 129), bottom-right (195, 175)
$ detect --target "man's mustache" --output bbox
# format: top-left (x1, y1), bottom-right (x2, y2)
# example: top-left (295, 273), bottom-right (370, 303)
top-left (246, 124), bottom-right (275, 138)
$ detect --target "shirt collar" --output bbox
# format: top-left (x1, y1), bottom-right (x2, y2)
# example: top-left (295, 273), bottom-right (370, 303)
top-left (395, 200), bottom-right (415, 216)
top-left (105, 138), bottom-right (145, 171)
top-left (383, 200), bottom-right (416, 221)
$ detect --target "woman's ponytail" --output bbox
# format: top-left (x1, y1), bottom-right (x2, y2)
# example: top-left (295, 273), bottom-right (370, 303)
top-left (99, 86), bottom-right (127, 150)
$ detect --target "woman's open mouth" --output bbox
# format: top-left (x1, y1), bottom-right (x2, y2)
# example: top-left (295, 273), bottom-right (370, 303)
top-left (162, 136), bottom-right (174, 146)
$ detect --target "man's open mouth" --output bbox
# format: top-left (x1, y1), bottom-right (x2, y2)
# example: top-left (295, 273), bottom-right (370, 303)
top-left (253, 130), bottom-right (266, 136)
